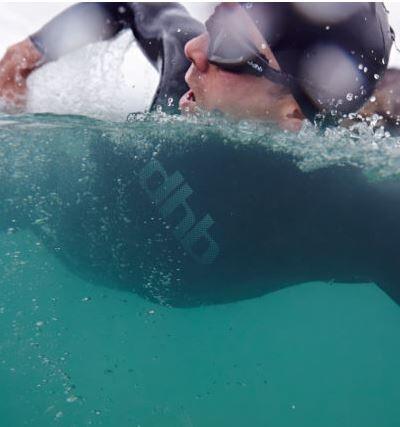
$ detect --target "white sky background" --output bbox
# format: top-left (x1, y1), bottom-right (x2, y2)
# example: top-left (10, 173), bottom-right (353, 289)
top-left (0, 2), bottom-right (399, 119)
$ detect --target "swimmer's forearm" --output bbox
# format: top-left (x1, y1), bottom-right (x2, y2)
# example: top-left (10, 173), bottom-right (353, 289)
top-left (29, 2), bottom-right (132, 64)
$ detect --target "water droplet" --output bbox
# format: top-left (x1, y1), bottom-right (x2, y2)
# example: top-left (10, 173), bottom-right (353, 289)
top-left (346, 93), bottom-right (353, 101)
top-left (167, 97), bottom-right (174, 107)
top-left (358, 64), bottom-right (364, 70)
top-left (363, 67), bottom-right (368, 73)
top-left (370, 95), bottom-right (376, 102)
top-left (374, 73), bottom-right (380, 80)
top-left (325, 25), bottom-right (330, 30)
top-left (177, 28), bottom-right (181, 33)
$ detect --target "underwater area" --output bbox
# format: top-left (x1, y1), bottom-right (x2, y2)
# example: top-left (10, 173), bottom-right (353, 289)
top-left (1, 112), bottom-right (400, 427)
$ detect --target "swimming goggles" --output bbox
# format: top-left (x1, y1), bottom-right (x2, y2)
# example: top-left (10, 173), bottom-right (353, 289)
top-left (205, 3), bottom-right (340, 123)
top-left (205, 4), bottom-right (295, 88)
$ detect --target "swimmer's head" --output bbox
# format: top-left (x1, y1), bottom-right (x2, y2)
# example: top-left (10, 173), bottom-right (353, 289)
top-left (359, 68), bottom-right (400, 134)
top-left (180, 2), bottom-right (393, 130)
top-left (181, 30), bottom-right (304, 131)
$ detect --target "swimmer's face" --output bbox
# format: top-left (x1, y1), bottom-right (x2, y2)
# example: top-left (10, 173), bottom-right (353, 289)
top-left (180, 32), bottom-right (304, 132)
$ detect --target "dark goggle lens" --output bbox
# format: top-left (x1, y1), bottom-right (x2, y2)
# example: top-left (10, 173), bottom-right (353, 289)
top-left (210, 32), bottom-right (245, 62)
top-left (205, 5), bottom-right (296, 88)
top-left (206, 6), bottom-right (255, 65)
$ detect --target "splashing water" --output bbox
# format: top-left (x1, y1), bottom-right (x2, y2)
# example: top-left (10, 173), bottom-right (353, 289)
top-left (24, 31), bottom-right (158, 121)
top-left (1, 111), bottom-right (400, 179)
top-left (135, 111), bottom-right (400, 180)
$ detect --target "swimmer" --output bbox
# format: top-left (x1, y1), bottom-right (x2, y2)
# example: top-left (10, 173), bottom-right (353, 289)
top-left (0, 3), bottom-right (393, 130)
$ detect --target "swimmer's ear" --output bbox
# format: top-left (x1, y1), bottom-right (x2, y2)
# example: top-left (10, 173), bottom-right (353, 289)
top-left (278, 104), bottom-right (304, 133)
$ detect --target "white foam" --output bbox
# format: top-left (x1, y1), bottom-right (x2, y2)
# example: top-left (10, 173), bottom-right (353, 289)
top-left (26, 31), bottom-right (159, 122)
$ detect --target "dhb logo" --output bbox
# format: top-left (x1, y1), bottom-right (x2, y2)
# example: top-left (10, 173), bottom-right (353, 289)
top-left (139, 159), bottom-right (220, 264)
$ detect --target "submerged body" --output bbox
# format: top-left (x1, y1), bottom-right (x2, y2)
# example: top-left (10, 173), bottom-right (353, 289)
top-left (0, 114), bottom-right (399, 307)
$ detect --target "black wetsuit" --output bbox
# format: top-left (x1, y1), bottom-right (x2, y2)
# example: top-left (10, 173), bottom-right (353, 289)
top-left (30, 2), bottom-right (204, 113)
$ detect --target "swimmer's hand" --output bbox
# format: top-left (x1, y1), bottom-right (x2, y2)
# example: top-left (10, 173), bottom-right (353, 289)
top-left (0, 39), bottom-right (42, 112)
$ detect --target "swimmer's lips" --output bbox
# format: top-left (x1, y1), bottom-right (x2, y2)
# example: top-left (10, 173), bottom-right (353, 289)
top-left (179, 89), bottom-right (197, 114)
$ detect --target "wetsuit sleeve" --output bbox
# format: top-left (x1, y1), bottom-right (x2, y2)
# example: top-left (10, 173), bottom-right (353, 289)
top-left (29, 3), bottom-right (134, 63)
top-left (127, 3), bottom-right (204, 112)
top-left (29, 2), bottom-right (205, 113)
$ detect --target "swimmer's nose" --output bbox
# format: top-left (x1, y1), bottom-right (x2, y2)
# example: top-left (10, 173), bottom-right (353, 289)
top-left (184, 33), bottom-right (209, 73)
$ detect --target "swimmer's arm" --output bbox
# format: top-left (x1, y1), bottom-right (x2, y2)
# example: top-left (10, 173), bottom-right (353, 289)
top-left (0, 2), bottom-right (199, 109)
top-left (0, 3), bottom-right (131, 109)
top-left (29, 2), bottom-right (202, 70)
top-left (29, 2), bottom-right (133, 64)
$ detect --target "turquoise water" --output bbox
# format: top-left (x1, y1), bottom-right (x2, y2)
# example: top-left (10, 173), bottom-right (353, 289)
top-left (1, 113), bottom-right (400, 426)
